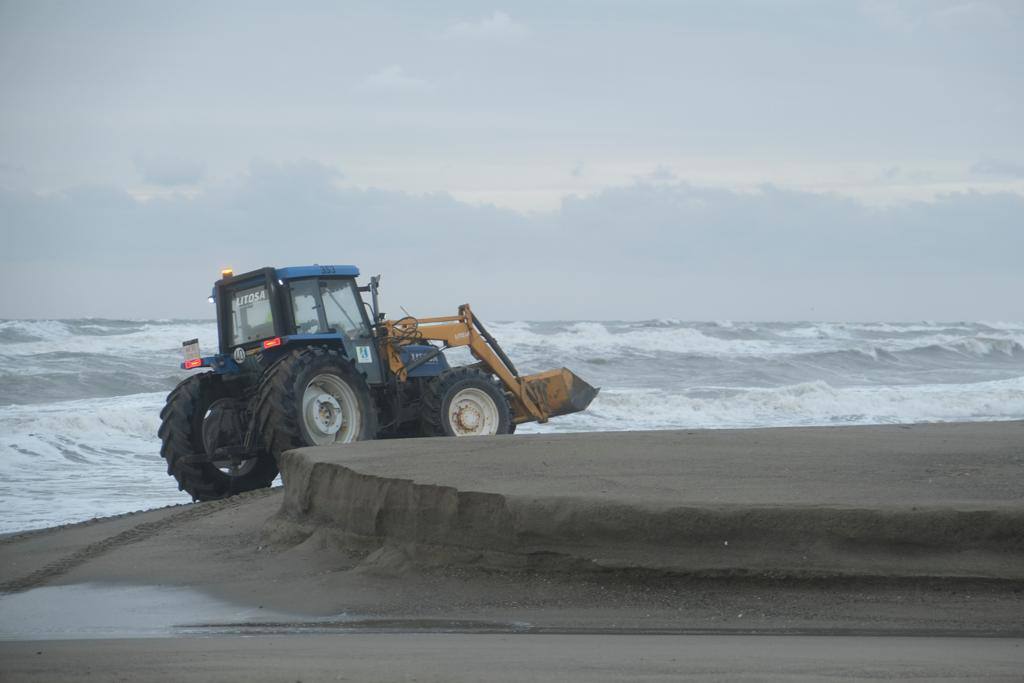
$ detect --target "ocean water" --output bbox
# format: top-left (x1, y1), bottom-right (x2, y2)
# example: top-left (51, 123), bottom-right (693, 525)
top-left (2, 318), bottom-right (1023, 532)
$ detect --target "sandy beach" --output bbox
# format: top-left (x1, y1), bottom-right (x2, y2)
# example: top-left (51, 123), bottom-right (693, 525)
top-left (2, 422), bottom-right (1023, 680)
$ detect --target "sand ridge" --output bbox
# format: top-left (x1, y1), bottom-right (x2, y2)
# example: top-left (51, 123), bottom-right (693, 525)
top-left (269, 422), bottom-right (1024, 579)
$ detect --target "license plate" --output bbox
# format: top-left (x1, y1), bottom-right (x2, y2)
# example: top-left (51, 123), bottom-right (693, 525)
top-left (182, 338), bottom-right (201, 362)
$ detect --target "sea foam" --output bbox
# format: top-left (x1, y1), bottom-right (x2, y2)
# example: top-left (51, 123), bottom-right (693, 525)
top-left (1, 317), bottom-right (1022, 532)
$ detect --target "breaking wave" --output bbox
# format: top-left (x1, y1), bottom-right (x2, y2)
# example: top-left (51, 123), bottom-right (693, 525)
top-left (486, 320), bottom-right (1024, 363)
top-left (1, 317), bottom-right (1023, 532)
top-left (0, 392), bottom-right (182, 533)
top-left (519, 376), bottom-right (1024, 434)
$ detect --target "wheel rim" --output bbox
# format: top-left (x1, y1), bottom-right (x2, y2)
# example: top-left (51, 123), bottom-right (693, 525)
top-left (202, 401), bottom-right (258, 477)
top-left (302, 373), bottom-right (361, 445)
top-left (212, 455), bottom-right (258, 477)
top-left (447, 387), bottom-right (500, 436)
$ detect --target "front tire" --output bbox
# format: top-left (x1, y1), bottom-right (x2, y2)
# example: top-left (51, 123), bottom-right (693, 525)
top-left (158, 373), bottom-right (279, 501)
top-left (254, 346), bottom-right (378, 461)
top-left (421, 367), bottom-right (513, 437)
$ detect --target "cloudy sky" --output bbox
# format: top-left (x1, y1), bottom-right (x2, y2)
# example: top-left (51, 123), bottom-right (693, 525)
top-left (1, 0), bottom-right (1021, 320)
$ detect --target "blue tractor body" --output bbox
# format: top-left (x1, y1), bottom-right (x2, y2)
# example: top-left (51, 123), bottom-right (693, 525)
top-left (182, 265), bottom-right (449, 382)
top-left (161, 263), bottom-right (596, 502)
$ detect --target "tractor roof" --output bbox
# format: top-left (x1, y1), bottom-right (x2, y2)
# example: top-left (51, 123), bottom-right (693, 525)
top-left (276, 265), bottom-right (359, 280)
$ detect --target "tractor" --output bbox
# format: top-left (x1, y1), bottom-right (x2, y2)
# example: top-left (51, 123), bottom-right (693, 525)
top-left (158, 265), bottom-right (598, 500)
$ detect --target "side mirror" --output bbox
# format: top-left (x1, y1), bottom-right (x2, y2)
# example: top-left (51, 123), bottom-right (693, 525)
top-left (370, 274), bottom-right (382, 325)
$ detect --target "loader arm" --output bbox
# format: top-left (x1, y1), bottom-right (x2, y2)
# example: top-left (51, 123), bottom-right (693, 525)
top-left (379, 304), bottom-right (597, 425)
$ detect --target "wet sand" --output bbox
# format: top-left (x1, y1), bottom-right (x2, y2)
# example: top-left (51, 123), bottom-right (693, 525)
top-left (4, 633), bottom-right (1024, 682)
top-left (1, 422), bottom-right (1023, 680)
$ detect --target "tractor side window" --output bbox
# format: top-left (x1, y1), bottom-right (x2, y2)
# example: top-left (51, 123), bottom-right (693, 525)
top-left (290, 279), bottom-right (322, 335)
top-left (320, 280), bottom-right (369, 340)
top-left (230, 284), bottom-right (274, 345)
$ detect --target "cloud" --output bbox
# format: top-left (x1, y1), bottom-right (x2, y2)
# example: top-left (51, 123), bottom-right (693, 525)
top-left (445, 11), bottom-right (528, 41)
top-left (359, 66), bottom-right (432, 93)
top-left (858, 1), bottom-right (916, 31)
top-left (2, 165), bottom-right (1024, 323)
top-left (559, 182), bottom-right (1024, 276)
top-left (2, 165), bottom-right (1022, 320)
top-left (930, 1), bottom-right (1008, 29)
top-left (133, 153), bottom-right (205, 186)
top-left (641, 165), bottom-right (677, 183)
top-left (971, 159), bottom-right (1024, 178)
top-left (878, 166), bottom-right (902, 182)
top-left (859, 0), bottom-right (1014, 32)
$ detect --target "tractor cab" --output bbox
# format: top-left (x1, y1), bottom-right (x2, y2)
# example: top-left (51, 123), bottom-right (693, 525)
top-left (216, 265), bottom-right (369, 346)
top-left (187, 265), bottom-right (390, 384)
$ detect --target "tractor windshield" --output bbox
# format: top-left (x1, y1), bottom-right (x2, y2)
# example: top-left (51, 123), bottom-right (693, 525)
top-left (286, 278), bottom-right (370, 340)
top-left (230, 283), bottom-right (274, 345)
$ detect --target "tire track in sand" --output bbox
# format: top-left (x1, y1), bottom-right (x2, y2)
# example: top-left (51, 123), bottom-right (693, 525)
top-left (0, 488), bottom-right (279, 594)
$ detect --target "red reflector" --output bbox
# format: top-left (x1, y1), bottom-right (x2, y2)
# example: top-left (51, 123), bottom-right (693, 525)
top-left (184, 358), bottom-right (203, 369)
top-left (262, 337), bottom-right (282, 349)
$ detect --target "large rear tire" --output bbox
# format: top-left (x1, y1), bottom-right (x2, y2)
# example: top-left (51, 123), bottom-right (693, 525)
top-left (158, 373), bottom-right (279, 501)
top-left (254, 346), bottom-right (378, 460)
top-left (420, 367), bottom-right (513, 437)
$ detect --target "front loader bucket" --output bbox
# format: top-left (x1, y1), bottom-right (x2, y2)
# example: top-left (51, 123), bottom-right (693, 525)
top-left (521, 368), bottom-right (599, 421)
